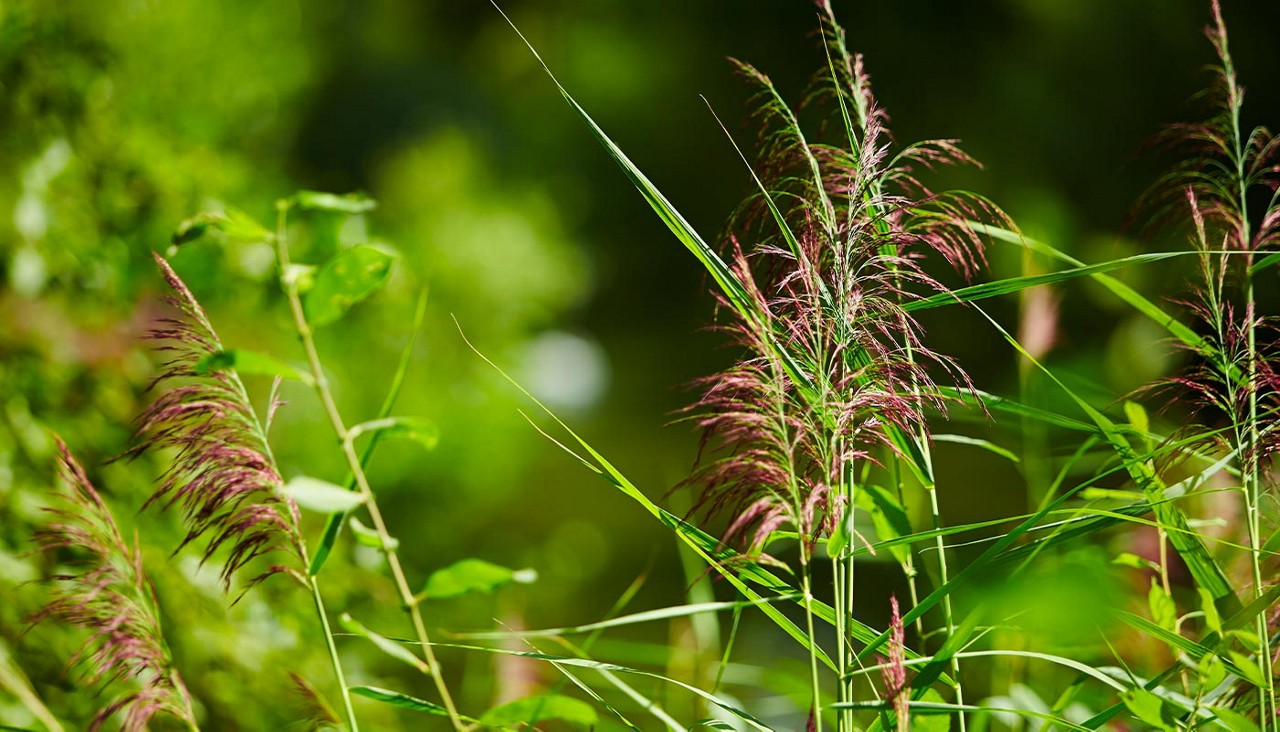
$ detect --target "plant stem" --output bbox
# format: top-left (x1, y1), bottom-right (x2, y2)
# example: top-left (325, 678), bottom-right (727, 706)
top-left (273, 200), bottom-right (464, 730)
top-left (801, 550), bottom-right (824, 732)
top-left (310, 578), bottom-right (359, 731)
top-left (926, 481), bottom-right (965, 732)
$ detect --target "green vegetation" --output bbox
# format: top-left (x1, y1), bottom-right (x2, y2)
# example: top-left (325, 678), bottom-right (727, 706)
top-left (3, 1), bottom-right (1280, 729)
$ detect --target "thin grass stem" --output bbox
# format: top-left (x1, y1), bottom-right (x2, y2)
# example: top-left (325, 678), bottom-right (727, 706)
top-left (273, 200), bottom-right (464, 730)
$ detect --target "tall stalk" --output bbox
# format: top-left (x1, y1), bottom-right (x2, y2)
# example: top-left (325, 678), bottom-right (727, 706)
top-left (273, 200), bottom-right (465, 730)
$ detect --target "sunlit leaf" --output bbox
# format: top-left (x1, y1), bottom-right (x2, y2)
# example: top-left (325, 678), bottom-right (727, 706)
top-left (195, 349), bottom-right (310, 383)
top-left (480, 694), bottom-right (597, 728)
top-left (348, 416), bottom-right (439, 451)
top-left (349, 686), bottom-right (450, 716)
top-left (303, 245), bottom-right (395, 327)
top-left (348, 516), bottom-right (397, 551)
top-left (1208, 705), bottom-right (1261, 732)
top-left (293, 190), bottom-right (377, 214)
top-left (1120, 688), bottom-right (1178, 731)
top-left (420, 558), bottom-right (536, 600)
top-left (283, 476), bottom-right (366, 514)
top-left (1148, 581), bottom-right (1177, 631)
top-left (339, 614), bottom-right (428, 673)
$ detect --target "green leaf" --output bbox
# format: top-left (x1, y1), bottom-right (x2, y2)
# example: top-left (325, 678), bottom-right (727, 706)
top-left (283, 476), bottom-right (366, 514)
top-left (1208, 705), bottom-right (1261, 732)
top-left (1124, 401), bottom-right (1150, 436)
top-left (1248, 249), bottom-right (1280, 275)
top-left (967, 300), bottom-right (1240, 614)
top-left (911, 688), bottom-right (952, 732)
top-left (1200, 587), bottom-right (1222, 634)
top-left (420, 558), bottom-right (535, 600)
top-left (905, 252), bottom-right (1186, 313)
top-left (1148, 581), bottom-right (1177, 631)
top-left (293, 190), bottom-right (377, 214)
top-left (932, 433), bottom-right (1021, 464)
top-left (309, 290), bottom-right (428, 576)
top-left (220, 207), bottom-right (273, 241)
top-left (348, 416), bottom-right (439, 451)
top-left (171, 208), bottom-right (271, 247)
top-left (854, 484), bottom-right (913, 566)
top-left (303, 245), bottom-right (395, 327)
top-left (1112, 552), bottom-right (1158, 571)
top-left (1199, 653), bottom-right (1227, 689)
top-left (349, 686), bottom-right (452, 716)
top-left (480, 694), bottom-right (597, 728)
top-left (1121, 688), bottom-right (1178, 731)
top-left (339, 614), bottom-right (428, 673)
top-left (1227, 651), bottom-right (1267, 687)
top-left (195, 348), bottom-right (310, 383)
top-left (348, 516), bottom-right (397, 550)
top-left (171, 213), bottom-right (216, 246)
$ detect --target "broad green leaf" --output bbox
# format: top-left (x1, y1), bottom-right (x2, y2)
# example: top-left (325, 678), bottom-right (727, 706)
top-left (1124, 401), bottom-right (1150, 437)
top-left (348, 416), bottom-right (439, 451)
top-left (220, 207), bottom-right (273, 241)
top-left (1148, 581), bottom-right (1177, 631)
top-left (339, 614), bottom-right (428, 673)
top-left (283, 476), bottom-right (366, 514)
top-left (1227, 651), bottom-right (1266, 687)
top-left (1121, 688), bottom-right (1178, 731)
top-left (171, 213), bottom-right (216, 246)
top-left (349, 685), bottom-right (450, 716)
top-left (480, 694), bottom-right (597, 728)
top-left (1200, 587), bottom-right (1222, 634)
top-left (1200, 653), bottom-right (1227, 689)
top-left (912, 689), bottom-right (953, 732)
top-left (303, 245), bottom-right (395, 327)
top-left (420, 558), bottom-right (535, 600)
top-left (1112, 552), bottom-right (1158, 571)
top-left (195, 348), bottom-right (310, 383)
top-left (1228, 629), bottom-right (1262, 653)
top-left (1208, 705), bottom-right (1261, 732)
top-left (348, 516), bottom-right (397, 550)
top-left (170, 208), bottom-right (271, 247)
top-left (293, 190), bottom-right (377, 214)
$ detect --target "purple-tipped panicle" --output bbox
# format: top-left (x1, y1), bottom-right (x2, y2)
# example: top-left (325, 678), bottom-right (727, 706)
top-left (686, 6), bottom-right (1002, 556)
top-left (130, 253), bottom-right (304, 593)
top-left (33, 439), bottom-right (197, 731)
top-left (879, 595), bottom-right (909, 732)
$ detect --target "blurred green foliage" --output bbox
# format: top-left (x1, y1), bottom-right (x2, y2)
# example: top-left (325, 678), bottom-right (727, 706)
top-left (2, 0), bottom-right (1279, 729)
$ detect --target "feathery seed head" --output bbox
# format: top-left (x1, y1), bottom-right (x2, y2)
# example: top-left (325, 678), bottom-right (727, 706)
top-left (131, 253), bottom-right (305, 593)
top-left (687, 6), bottom-right (1001, 556)
top-left (32, 439), bottom-right (196, 731)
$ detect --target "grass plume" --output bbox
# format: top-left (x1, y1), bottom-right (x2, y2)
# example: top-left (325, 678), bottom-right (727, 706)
top-left (32, 439), bottom-right (197, 731)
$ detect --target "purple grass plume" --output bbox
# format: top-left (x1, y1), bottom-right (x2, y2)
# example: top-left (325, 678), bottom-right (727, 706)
top-left (686, 0), bottom-right (1003, 559)
top-left (33, 439), bottom-right (198, 731)
top-left (1147, 2), bottom-right (1280, 474)
top-left (1144, 2), bottom-right (1280, 722)
top-left (879, 595), bottom-right (909, 732)
top-left (129, 253), bottom-right (306, 594)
